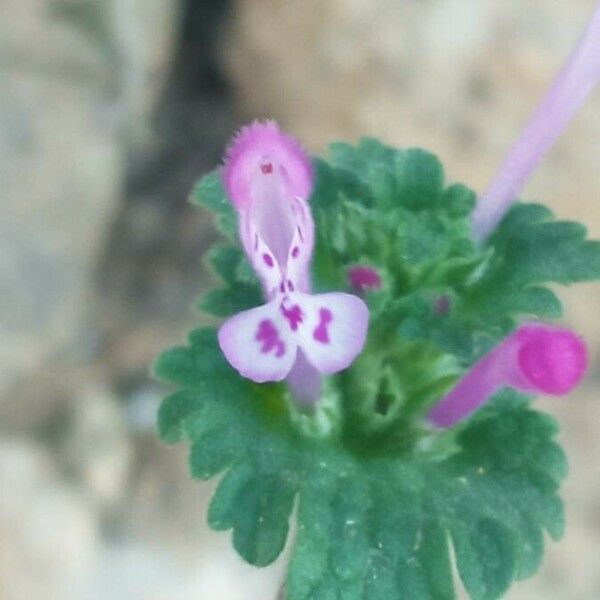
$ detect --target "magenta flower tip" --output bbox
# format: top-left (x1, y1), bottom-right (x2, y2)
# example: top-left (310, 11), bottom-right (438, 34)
top-left (348, 265), bottom-right (382, 292)
top-left (517, 326), bottom-right (587, 395)
top-left (222, 120), bottom-right (314, 210)
top-left (428, 323), bottom-right (588, 428)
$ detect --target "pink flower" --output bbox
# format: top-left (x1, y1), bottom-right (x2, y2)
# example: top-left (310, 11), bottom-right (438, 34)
top-left (217, 121), bottom-right (369, 386)
top-left (428, 323), bottom-right (588, 428)
top-left (471, 3), bottom-right (600, 243)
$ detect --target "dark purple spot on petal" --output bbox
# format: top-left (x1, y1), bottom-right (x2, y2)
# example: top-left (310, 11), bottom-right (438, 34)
top-left (263, 253), bottom-right (274, 267)
top-left (291, 246), bottom-right (300, 258)
top-left (281, 301), bottom-right (303, 331)
top-left (297, 227), bottom-right (304, 242)
top-left (313, 308), bottom-right (333, 344)
top-left (287, 280), bottom-right (295, 291)
top-left (279, 281), bottom-right (286, 293)
top-left (260, 162), bottom-right (273, 174)
top-left (255, 319), bottom-right (285, 357)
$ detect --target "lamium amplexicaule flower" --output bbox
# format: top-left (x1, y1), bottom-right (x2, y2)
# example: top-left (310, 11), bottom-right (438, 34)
top-left (218, 123), bottom-right (369, 401)
top-left (155, 5), bottom-right (600, 599)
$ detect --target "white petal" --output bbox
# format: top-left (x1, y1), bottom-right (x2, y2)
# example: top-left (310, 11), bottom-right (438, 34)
top-left (239, 212), bottom-right (283, 299)
top-left (284, 196), bottom-right (315, 293)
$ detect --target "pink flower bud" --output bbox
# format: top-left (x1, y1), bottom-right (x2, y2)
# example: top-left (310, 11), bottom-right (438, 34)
top-left (515, 325), bottom-right (588, 395)
top-left (348, 265), bottom-right (382, 293)
top-left (428, 323), bottom-right (587, 428)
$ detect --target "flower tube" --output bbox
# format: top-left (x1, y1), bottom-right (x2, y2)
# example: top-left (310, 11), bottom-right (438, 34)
top-left (428, 323), bottom-right (588, 428)
top-left (471, 2), bottom-right (600, 243)
top-left (217, 122), bottom-right (369, 392)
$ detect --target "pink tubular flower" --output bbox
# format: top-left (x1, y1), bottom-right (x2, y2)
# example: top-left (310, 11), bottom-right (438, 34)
top-left (428, 323), bottom-right (588, 428)
top-left (471, 2), bottom-right (600, 243)
top-left (217, 121), bottom-right (369, 388)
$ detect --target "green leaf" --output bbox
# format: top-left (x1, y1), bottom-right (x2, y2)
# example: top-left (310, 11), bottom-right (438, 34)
top-left (487, 204), bottom-right (600, 285)
top-left (191, 171), bottom-right (237, 238)
top-left (204, 420), bottom-right (299, 566)
top-left (329, 142), bottom-right (363, 173)
top-left (206, 244), bottom-right (244, 284)
top-left (157, 390), bottom-right (205, 444)
top-left (208, 462), bottom-right (256, 531)
top-left (451, 518), bottom-right (517, 600)
top-left (235, 257), bottom-right (259, 284)
top-left (416, 520), bottom-right (456, 599)
top-left (394, 148), bottom-right (445, 209)
top-left (311, 158), bottom-right (341, 209)
top-left (495, 203), bottom-right (553, 231)
top-left (190, 428), bottom-right (242, 479)
top-left (191, 171), bottom-right (229, 214)
top-left (286, 393), bottom-right (566, 599)
top-left (397, 212), bottom-right (448, 267)
top-left (357, 137), bottom-right (396, 166)
top-left (153, 328), bottom-right (234, 387)
top-left (153, 347), bottom-right (205, 388)
top-left (442, 184), bottom-right (476, 218)
top-left (232, 472), bottom-right (296, 566)
top-left (501, 286), bottom-right (563, 319)
top-left (199, 284), bottom-right (262, 317)
top-left (286, 464), bottom-right (337, 599)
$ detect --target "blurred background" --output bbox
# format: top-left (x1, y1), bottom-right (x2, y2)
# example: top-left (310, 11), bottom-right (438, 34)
top-left (1, 1), bottom-right (599, 598)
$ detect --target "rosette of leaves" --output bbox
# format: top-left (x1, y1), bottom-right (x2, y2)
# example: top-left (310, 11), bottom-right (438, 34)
top-left (154, 138), bottom-right (600, 599)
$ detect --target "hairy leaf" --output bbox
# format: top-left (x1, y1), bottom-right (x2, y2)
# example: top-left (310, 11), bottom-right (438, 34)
top-left (154, 139), bottom-right (598, 599)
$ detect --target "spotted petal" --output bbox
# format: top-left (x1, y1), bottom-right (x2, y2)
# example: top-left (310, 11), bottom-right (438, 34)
top-left (294, 292), bottom-right (369, 374)
top-left (284, 196), bottom-right (315, 293)
top-left (218, 301), bottom-right (297, 383)
top-left (240, 218), bottom-right (283, 299)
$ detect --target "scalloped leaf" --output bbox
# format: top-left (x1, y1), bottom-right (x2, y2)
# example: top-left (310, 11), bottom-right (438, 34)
top-left (156, 326), bottom-right (566, 599)
top-left (480, 203), bottom-right (600, 287)
top-left (199, 284), bottom-right (262, 317)
top-left (206, 244), bottom-right (245, 284)
top-left (287, 394), bottom-right (564, 600)
top-left (155, 139), bottom-right (598, 600)
top-left (394, 148), bottom-right (445, 209)
top-left (191, 171), bottom-right (237, 238)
